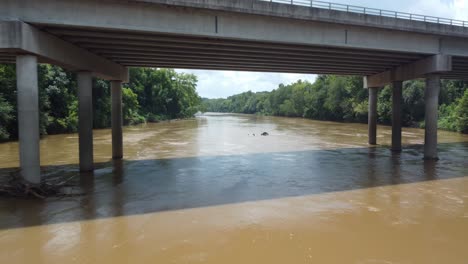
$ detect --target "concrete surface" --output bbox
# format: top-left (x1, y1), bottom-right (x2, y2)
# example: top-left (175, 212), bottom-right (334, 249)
top-left (424, 75), bottom-right (441, 160)
top-left (16, 55), bottom-right (40, 184)
top-left (391, 81), bottom-right (403, 152)
top-left (111, 81), bottom-right (123, 160)
top-left (78, 71), bottom-right (94, 172)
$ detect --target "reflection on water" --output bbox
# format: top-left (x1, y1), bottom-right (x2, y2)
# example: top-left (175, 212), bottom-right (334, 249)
top-left (0, 113), bottom-right (467, 263)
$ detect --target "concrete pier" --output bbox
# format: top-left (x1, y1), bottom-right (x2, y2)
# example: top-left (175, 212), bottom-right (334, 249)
top-left (2, 0), bottom-right (467, 164)
top-left (368, 87), bottom-right (378, 145)
top-left (111, 81), bottom-right (123, 159)
top-left (16, 55), bottom-right (41, 185)
top-left (391, 81), bottom-right (403, 152)
top-left (77, 72), bottom-right (94, 171)
top-left (424, 75), bottom-right (441, 160)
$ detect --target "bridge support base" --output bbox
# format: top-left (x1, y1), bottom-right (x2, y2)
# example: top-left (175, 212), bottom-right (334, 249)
top-left (111, 81), bottom-right (123, 160)
top-left (424, 75), bottom-right (440, 160)
top-left (16, 55), bottom-right (41, 185)
top-left (78, 72), bottom-right (94, 171)
top-left (368, 87), bottom-right (378, 145)
top-left (391, 81), bottom-right (403, 152)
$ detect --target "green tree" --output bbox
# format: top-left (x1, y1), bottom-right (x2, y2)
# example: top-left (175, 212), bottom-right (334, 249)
top-left (454, 89), bottom-right (468, 133)
top-left (92, 79), bottom-right (111, 128)
top-left (126, 68), bottom-right (201, 121)
top-left (202, 75), bottom-right (467, 134)
top-left (122, 87), bottom-right (145, 125)
top-left (0, 95), bottom-right (14, 140)
top-left (0, 64), bottom-right (17, 139)
top-left (38, 65), bottom-right (78, 134)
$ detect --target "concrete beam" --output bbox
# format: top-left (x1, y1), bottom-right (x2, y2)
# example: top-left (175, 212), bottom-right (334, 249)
top-left (0, 21), bottom-right (21, 48)
top-left (0, 0), bottom-right (448, 55)
top-left (115, 57), bottom-right (386, 71)
top-left (127, 0), bottom-right (468, 38)
top-left (0, 21), bottom-right (128, 81)
top-left (76, 39), bottom-right (422, 60)
top-left (365, 55), bottom-right (452, 88)
top-left (103, 53), bottom-right (403, 67)
top-left (125, 63), bottom-right (375, 75)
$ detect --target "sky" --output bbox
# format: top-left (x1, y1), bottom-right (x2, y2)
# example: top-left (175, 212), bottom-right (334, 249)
top-left (176, 0), bottom-right (468, 99)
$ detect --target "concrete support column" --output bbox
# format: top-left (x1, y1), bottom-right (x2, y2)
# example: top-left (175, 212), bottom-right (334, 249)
top-left (111, 81), bottom-right (123, 159)
top-left (16, 55), bottom-right (40, 185)
top-left (391, 81), bottom-right (403, 152)
top-left (368, 87), bottom-right (378, 145)
top-left (424, 75), bottom-right (441, 160)
top-left (77, 72), bottom-right (94, 171)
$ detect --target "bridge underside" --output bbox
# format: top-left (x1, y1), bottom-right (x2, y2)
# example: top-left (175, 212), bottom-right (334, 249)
top-left (1, 25), bottom-right (468, 80)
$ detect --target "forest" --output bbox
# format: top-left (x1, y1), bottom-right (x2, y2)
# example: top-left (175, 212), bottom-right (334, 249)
top-left (0, 65), bottom-right (202, 141)
top-left (203, 75), bottom-right (468, 133)
top-left (1, 65), bottom-right (467, 142)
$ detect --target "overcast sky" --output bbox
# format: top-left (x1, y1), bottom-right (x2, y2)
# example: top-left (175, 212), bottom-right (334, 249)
top-left (176, 0), bottom-right (468, 99)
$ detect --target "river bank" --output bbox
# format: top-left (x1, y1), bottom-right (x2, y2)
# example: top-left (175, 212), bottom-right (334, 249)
top-left (202, 77), bottom-right (468, 134)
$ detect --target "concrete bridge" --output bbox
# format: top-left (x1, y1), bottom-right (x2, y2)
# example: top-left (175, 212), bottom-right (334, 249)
top-left (1, 0), bottom-right (467, 185)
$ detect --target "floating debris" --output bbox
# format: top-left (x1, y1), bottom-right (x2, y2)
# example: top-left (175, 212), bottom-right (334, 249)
top-left (0, 174), bottom-right (83, 199)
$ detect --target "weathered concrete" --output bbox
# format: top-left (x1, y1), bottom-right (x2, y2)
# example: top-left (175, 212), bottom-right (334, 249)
top-left (368, 87), bottom-right (378, 145)
top-left (391, 81), bottom-right (403, 152)
top-left (365, 55), bottom-right (452, 88)
top-left (78, 72), bottom-right (94, 172)
top-left (111, 81), bottom-right (123, 160)
top-left (16, 55), bottom-right (40, 184)
top-left (1, 1), bottom-right (468, 79)
top-left (424, 75), bottom-right (441, 160)
top-left (0, 21), bottom-right (127, 81)
top-left (127, 0), bottom-right (468, 38)
top-left (1, 0), bottom-right (468, 57)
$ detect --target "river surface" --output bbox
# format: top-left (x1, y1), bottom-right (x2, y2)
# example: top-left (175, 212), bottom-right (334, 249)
top-left (0, 113), bottom-right (468, 263)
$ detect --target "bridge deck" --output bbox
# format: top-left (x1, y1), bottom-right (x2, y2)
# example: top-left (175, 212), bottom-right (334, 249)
top-left (0, 0), bottom-right (467, 79)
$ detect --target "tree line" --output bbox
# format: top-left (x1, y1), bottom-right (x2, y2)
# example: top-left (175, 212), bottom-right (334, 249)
top-left (0, 64), bottom-right (202, 141)
top-left (2, 66), bottom-right (467, 141)
top-left (202, 75), bottom-right (468, 133)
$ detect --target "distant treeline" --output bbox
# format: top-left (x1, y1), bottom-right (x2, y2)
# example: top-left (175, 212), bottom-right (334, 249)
top-left (202, 75), bottom-right (468, 133)
top-left (0, 65), bottom-right (202, 141)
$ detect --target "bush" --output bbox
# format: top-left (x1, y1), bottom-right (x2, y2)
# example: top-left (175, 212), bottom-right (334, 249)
top-left (454, 89), bottom-right (468, 133)
top-left (438, 103), bottom-right (457, 131)
top-left (0, 95), bottom-right (14, 140)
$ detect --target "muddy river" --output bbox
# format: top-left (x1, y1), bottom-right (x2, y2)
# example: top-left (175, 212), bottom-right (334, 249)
top-left (0, 113), bottom-right (467, 263)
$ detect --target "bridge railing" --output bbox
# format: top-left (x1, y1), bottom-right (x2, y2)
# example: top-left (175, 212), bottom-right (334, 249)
top-left (263, 0), bottom-right (467, 28)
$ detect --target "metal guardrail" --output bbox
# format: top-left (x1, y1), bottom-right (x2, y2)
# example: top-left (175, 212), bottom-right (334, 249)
top-left (263, 0), bottom-right (467, 27)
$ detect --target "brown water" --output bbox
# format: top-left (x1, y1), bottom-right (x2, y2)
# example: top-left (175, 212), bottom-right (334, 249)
top-left (0, 113), bottom-right (468, 264)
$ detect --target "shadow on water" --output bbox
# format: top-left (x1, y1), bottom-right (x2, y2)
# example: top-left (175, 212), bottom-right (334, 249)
top-left (0, 142), bottom-right (467, 230)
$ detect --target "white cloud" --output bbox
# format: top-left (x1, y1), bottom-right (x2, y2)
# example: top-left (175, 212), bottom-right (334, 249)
top-left (175, 69), bottom-right (316, 99)
top-left (453, 0), bottom-right (468, 20)
top-left (176, 0), bottom-right (467, 99)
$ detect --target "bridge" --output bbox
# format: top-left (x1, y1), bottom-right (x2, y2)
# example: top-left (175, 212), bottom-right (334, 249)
top-left (1, 0), bottom-right (467, 185)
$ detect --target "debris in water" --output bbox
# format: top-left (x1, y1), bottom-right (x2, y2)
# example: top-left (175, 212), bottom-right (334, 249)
top-left (0, 174), bottom-right (83, 199)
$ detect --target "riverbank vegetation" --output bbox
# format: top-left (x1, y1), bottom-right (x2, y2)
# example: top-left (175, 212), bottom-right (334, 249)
top-left (0, 64), bottom-right (202, 141)
top-left (202, 75), bottom-right (468, 133)
top-left (2, 64), bottom-right (467, 142)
